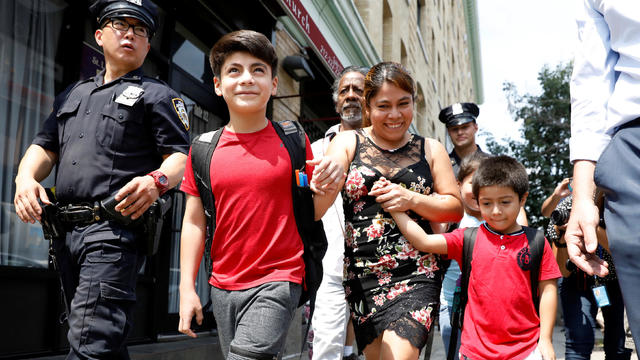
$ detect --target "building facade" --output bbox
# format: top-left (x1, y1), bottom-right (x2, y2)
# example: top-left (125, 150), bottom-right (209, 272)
top-left (355, 0), bottom-right (482, 143)
top-left (0, 0), bottom-right (479, 358)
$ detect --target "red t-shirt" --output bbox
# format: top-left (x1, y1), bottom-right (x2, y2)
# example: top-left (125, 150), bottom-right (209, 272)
top-left (443, 224), bottom-right (561, 360)
top-left (181, 121), bottom-right (314, 290)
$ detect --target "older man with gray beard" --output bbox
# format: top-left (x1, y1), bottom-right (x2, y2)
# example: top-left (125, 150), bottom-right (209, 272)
top-left (310, 66), bottom-right (368, 360)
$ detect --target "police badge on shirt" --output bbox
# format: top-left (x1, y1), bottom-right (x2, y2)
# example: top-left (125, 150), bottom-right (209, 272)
top-left (115, 86), bottom-right (145, 106)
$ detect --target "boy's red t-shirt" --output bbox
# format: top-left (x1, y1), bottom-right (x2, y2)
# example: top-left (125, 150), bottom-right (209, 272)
top-left (181, 121), bottom-right (314, 290)
top-left (443, 224), bottom-right (561, 360)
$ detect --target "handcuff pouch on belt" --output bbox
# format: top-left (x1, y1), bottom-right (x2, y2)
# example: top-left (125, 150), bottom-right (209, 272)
top-left (44, 190), bottom-right (172, 256)
top-left (40, 201), bottom-right (64, 242)
top-left (99, 193), bottom-right (173, 256)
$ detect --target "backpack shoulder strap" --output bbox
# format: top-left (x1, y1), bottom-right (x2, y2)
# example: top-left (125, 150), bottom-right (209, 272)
top-left (272, 119), bottom-right (306, 170)
top-left (272, 120), bottom-right (327, 354)
top-left (459, 226), bottom-right (478, 327)
top-left (523, 226), bottom-right (545, 314)
top-left (447, 226), bottom-right (478, 360)
top-left (190, 128), bottom-right (223, 276)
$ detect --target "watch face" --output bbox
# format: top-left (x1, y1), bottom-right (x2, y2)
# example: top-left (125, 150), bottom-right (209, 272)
top-left (158, 175), bottom-right (168, 186)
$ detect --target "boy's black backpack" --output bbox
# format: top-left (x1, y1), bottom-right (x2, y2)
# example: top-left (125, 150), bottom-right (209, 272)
top-left (447, 226), bottom-right (545, 360)
top-left (189, 119), bottom-right (327, 308)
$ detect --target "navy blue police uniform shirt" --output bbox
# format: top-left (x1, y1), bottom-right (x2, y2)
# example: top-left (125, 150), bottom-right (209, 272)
top-left (33, 68), bottom-right (190, 204)
top-left (449, 145), bottom-right (485, 177)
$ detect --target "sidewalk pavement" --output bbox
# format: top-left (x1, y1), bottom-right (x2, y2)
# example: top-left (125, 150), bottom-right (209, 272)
top-left (26, 310), bottom-right (637, 360)
top-left (427, 325), bottom-right (636, 360)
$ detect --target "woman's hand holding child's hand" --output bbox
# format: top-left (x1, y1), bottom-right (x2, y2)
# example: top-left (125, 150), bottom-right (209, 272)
top-left (370, 177), bottom-right (415, 212)
top-left (371, 177), bottom-right (391, 193)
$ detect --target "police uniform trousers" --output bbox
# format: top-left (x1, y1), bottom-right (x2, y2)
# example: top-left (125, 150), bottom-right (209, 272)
top-left (53, 221), bottom-right (145, 360)
top-left (594, 119), bottom-right (640, 354)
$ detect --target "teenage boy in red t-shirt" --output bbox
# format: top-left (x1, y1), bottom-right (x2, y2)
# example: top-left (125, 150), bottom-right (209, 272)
top-left (380, 155), bottom-right (561, 360)
top-left (177, 30), bottom-right (343, 359)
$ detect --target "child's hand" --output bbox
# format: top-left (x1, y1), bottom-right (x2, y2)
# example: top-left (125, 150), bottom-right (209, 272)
top-left (371, 177), bottom-right (391, 193)
top-left (307, 157), bottom-right (345, 196)
top-left (538, 338), bottom-right (556, 360)
top-left (372, 177), bottom-right (403, 218)
top-left (370, 177), bottom-right (416, 212)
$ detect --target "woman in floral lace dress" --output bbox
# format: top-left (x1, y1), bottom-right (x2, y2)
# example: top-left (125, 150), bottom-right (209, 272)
top-left (313, 62), bottom-right (462, 359)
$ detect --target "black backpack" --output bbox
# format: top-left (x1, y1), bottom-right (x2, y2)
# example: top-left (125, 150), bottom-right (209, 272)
top-left (189, 120), bottom-right (327, 308)
top-left (447, 226), bottom-right (545, 360)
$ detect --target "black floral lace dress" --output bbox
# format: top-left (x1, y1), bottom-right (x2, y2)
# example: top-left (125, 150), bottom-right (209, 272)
top-left (342, 130), bottom-right (445, 351)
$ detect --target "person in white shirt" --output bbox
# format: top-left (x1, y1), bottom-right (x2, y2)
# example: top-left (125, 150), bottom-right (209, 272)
top-left (565, 0), bottom-right (640, 353)
top-left (311, 66), bottom-right (368, 360)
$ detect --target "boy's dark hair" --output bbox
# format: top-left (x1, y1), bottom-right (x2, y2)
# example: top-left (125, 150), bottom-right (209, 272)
top-left (472, 155), bottom-right (529, 199)
top-left (457, 152), bottom-right (491, 183)
top-left (209, 30), bottom-right (278, 78)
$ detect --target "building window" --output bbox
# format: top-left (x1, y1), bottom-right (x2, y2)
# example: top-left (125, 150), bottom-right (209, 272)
top-left (383, 0), bottom-right (393, 59)
top-left (172, 23), bottom-right (211, 84)
top-left (0, 0), bottom-right (67, 268)
top-left (401, 41), bottom-right (408, 69)
top-left (416, 85), bottom-right (426, 135)
top-left (431, 30), bottom-right (436, 65)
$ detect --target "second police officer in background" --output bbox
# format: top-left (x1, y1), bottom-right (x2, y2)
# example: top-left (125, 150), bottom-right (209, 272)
top-left (12, 1), bottom-right (190, 358)
top-left (438, 102), bottom-right (485, 176)
top-left (438, 101), bottom-right (529, 227)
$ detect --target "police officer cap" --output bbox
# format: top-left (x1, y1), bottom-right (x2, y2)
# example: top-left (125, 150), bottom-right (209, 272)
top-left (438, 102), bottom-right (480, 128)
top-left (90, 0), bottom-right (158, 34)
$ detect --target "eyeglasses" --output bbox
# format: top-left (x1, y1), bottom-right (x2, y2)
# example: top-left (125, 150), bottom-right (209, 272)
top-left (106, 18), bottom-right (150, 38)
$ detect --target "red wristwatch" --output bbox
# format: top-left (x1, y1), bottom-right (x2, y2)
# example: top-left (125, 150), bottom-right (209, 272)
top-left (147, 170), bottom-right (169, 195)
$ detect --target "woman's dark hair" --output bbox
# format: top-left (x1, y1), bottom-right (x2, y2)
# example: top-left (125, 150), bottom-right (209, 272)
top-left (362, 62), bottom-right (415, 126)
top-left (472, 155), bottom-right (529, 200)
top-left (209, 30), bottom-right (278, 78)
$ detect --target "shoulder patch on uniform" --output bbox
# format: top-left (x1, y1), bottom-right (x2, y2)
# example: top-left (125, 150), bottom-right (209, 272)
top-left (172, 98), bottom-right (190, 130)
top-left (198, 130), bottom-right (219, 143)
top-left (278, 120), bottom-right (298, 135)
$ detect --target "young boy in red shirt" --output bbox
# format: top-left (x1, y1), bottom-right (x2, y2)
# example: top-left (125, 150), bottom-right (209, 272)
top-left (177, 30), bottom-right (342, 359)
top-left (381, 155), bottom-right (561, 360)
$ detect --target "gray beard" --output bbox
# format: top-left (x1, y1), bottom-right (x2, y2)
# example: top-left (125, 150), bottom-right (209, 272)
top-left (340, 110), bottom-right (362, 128)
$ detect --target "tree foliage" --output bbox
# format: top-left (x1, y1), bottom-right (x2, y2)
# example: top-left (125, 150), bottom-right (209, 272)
top-left (485, 62), bottom-right (572, 228)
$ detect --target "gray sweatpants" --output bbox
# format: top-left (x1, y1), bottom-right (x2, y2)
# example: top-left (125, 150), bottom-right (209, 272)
top-left (210, 281), bottom-right (301, 360)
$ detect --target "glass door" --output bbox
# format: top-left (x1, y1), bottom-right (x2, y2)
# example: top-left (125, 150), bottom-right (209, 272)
top-left (155, 21), bottom-right (227, 334)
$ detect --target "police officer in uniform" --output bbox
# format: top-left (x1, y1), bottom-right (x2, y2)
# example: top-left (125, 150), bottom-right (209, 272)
top-left (439, 102), bottom-right (529, 224)
top-left (438, 102), bottom-right (485, 176)
top-left (13, 1), bottom-right (189, 358)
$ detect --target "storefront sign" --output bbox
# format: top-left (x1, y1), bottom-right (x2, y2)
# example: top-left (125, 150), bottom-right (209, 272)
top-left (279, 0), bottom-right (344, 76)
top-left (80, 42), bottom-right (105, 80)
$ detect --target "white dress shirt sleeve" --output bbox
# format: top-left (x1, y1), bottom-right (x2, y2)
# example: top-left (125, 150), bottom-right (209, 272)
top-left (570, 0), bottom-right (618, 162)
